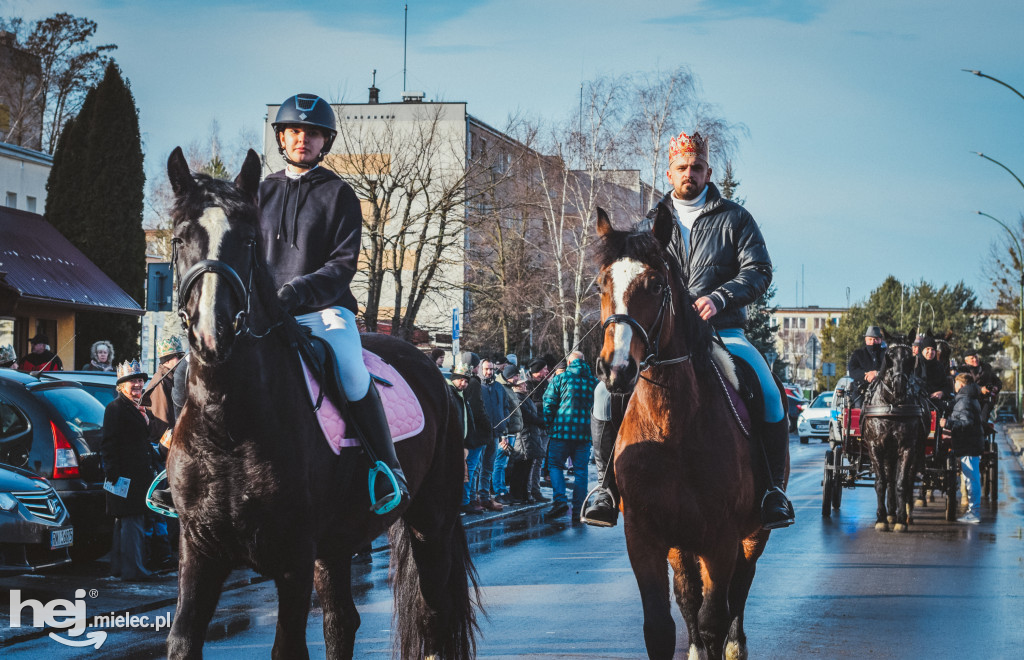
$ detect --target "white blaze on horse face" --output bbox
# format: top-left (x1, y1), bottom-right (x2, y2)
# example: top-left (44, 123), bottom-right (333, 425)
top-left (195, 207), bottom-right (230, 350)
top-left (608, 258), bottom-right (646, 368)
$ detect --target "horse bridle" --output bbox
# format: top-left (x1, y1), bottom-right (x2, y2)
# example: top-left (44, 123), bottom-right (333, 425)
top-left (173, 236), bottom-right (277, 339)
top-left (863, 343), bottom-right (924, 418)
top-left (601, 270), bottom-right (691, 373)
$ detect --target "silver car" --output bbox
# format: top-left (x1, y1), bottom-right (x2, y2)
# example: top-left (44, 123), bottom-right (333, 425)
top-left (797, 391), bottom-right (834, 443)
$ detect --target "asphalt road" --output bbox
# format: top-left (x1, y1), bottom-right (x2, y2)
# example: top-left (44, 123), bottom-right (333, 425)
top-left (4, 428), bottom-right (1023, 658)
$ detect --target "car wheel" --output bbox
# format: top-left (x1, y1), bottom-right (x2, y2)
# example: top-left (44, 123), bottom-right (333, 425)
top-left (800, 435), bottom-right (809, 444)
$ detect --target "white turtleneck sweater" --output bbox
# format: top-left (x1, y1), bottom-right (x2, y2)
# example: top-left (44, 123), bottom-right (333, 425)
top-left (669, 185), bottom-right (708, 258)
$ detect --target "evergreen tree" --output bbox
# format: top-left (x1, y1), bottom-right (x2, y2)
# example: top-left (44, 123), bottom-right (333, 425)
top-left (821, 275), bottom-right (999, 386)
top-left (44, 61), bottom-right (145, 366)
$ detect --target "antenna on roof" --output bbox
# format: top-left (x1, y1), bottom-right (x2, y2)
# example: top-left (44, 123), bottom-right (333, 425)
top-left (403, 4), bottom-right (408, 92)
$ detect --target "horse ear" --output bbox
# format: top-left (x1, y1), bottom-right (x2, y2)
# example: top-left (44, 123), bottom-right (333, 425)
top-left (167, 147), bottom-right (195, 198)
top-left (235, 149), bottom-right (262, 201)
top-left (596, 207), bottom-right (614, 238)
top-left (652, 202), bottom-right (674, 248)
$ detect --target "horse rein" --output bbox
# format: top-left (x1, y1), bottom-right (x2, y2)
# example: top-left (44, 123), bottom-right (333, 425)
top-left (173, 235), bottom-right (282, 340)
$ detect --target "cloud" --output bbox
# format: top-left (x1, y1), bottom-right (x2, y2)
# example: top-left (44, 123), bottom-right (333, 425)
top-left (657, 0), bottom-right (828, 25)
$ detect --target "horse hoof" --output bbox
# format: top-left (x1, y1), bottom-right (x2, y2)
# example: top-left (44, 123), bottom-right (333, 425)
top-left (875, 522), bottom-right (888, 531)
top-left (893, 523), bottom-right (907, 533)
top-left (887, 515), bottom-right (896, 524)
top-left (914, 499), bottom-right (925, 507)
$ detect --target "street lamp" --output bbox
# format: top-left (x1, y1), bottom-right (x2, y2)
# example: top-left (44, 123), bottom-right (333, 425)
top-left (962, 69), bottom-right (1024, 104)
top-left (977, 210), bottom-right (1024, 420)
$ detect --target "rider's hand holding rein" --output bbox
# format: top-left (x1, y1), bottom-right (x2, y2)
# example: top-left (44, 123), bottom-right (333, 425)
top-left (693, 296), bottom-right (718, 320)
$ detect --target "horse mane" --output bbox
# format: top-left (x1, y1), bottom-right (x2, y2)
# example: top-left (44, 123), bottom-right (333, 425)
top-left (596, 227), bottom-right (715, 372)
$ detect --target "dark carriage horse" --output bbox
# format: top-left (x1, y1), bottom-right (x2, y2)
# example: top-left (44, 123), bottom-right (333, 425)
top-left (164, 148), bottom-right (478, 659)
top-left (593, 207), bottom-right (781, 660)
top-left (859, 335), bottom-right (929, 532)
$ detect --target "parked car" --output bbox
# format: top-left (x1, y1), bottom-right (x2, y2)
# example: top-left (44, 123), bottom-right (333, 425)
top-left (39, 370), bottom-right (118, 407)
top-left (0, 369), bottom-right (111, 562)
top-left (786, 394), bottom-right (808, 432)
top-left (0, 463), bottom-right (73, 576)
top-left (796, 391), bottom-right (834, 443)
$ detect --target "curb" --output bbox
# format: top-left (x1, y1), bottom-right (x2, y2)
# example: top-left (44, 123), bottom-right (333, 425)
top-left (1003, 422), bottom-right (1024, 470)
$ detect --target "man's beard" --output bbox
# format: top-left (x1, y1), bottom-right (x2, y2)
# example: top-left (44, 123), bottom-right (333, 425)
top-left (677, 180), bottom-right (702, 201)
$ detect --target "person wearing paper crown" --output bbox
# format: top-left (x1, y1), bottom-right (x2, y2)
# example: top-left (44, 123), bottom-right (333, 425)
top-left (101, 360), bottom-right (159, 580)
top-left (258, 93), bottom-right (407, 513)
top-left (0, 344), bottom-right (16, 368)
top-left (582, 130), bottom-right (795, 531)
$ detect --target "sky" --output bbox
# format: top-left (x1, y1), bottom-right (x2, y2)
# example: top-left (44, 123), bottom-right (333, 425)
top-left (6, 0), bottom-right (1024, 310)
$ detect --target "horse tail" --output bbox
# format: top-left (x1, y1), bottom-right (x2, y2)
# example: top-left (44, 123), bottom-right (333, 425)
top-left (390, 383), bottom-right (481, 660)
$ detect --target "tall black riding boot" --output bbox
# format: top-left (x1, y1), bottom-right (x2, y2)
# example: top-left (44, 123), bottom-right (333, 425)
top-left (760, 419), bottom-right (795, 529)
top-left (581, 413), bottom-right (621, 527)
top-left (348, 382), bottom-right (410, 514)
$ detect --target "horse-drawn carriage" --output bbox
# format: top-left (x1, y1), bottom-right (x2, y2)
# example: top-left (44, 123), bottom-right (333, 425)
top-left (821, 387), bottom-right (960, 522)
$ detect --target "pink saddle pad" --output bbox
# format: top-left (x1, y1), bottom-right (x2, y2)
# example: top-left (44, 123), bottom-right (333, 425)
top-left (300, 349), bottom-right (425, 455)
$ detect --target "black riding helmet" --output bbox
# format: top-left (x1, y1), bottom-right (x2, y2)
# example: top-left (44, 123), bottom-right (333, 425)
top-left (272, 93), bottom-right (337, 166)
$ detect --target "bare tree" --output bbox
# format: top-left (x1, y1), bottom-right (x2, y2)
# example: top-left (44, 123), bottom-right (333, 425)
top-left (626, 66), bottom-right (745, 202)
top-left (330, 104), bottom-right (519, 340)
top-left (0, 13), bottom-right (116, 153)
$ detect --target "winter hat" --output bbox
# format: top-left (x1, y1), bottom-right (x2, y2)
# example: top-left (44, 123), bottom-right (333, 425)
top-left (501, 364), bottom-right (520, 382)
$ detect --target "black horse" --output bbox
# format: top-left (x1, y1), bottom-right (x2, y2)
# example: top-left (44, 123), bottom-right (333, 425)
top-left (860, 338), bottom-right (928, 532)
top-left (164, 148), bottom-right (478, 659)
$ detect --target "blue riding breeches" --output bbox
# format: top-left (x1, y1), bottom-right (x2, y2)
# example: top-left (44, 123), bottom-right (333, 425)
top-left (295, 307), bottom-right (370, 401)
top-left (717, 327), bottom-right (785, 424)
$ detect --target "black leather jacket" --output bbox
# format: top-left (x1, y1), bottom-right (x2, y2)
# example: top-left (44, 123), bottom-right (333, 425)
top-left (635, 184), bottom-right (772, 330)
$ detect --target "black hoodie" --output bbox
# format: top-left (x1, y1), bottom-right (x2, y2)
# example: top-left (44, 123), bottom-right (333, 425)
top-left (258, 166), bottom-right (361, 314)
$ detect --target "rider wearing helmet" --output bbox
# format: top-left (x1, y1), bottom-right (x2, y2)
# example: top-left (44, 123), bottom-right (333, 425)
top-left (259, 93), bottom-right (408, 512)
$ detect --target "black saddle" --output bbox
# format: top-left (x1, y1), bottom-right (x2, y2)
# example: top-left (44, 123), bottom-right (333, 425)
top-left (285, 318), bottom-right (349, 414)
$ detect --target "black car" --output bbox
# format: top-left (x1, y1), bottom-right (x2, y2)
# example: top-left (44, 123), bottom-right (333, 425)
top-left (786, 393), bottom-right (808, 432)
top-left (0, 369), bottom-right (111, 562)
top-left (39, 370), bottom-right (119, 407)
top-left (0, 463), bottom-right (73, 576)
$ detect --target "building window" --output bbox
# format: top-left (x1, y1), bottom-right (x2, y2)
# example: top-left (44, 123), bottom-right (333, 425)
top-left (799, 318), bottom-right (806, 329)
top-left (5, 192), bottom-right (16, 208)
top-left (784, 318), bottom-right (790, 329)
top-left (26, 196), bottom-right (36, 213)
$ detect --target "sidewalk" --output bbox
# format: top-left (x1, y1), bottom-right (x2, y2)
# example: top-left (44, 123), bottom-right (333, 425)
top-left (1002, 421), bottom-right (1024, 470)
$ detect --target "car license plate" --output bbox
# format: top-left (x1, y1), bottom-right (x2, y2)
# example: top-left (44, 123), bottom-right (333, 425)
top-left (51, 527), bottom-right (73, 549)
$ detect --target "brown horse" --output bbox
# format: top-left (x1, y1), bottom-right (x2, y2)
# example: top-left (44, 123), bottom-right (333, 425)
top-left (594, 206), bottom-right (777, 660)
top-left (164, 148), bottom-right (478, 659)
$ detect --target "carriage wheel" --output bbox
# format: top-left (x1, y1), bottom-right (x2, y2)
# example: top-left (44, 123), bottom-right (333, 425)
top-left (822, 450), bottom-right (835, 518)
top-left (944, 456), bottom-right (958, 522)
top-left (832, 467), bottom-right (844, 510)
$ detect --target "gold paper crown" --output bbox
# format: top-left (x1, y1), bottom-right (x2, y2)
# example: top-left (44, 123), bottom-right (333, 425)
top-left (668, 130), bottom-right (709, 164)
top-left (116, 359), bottom-right (147, 383)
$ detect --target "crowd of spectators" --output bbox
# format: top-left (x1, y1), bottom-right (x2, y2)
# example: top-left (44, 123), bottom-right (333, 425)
top-left (448, 349), bottom-right (601, 523)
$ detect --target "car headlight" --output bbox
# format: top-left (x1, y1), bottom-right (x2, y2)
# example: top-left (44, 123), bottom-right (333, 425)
top-left (797, 414), bottom-right (806, 424)
top-left (0, 493), bottom-right (19, 511)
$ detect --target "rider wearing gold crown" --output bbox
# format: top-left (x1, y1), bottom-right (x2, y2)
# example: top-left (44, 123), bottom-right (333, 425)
top-left (259, 93), bottom-right (408, 512)
top-left (583, 130), bottom-right (795, 530)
